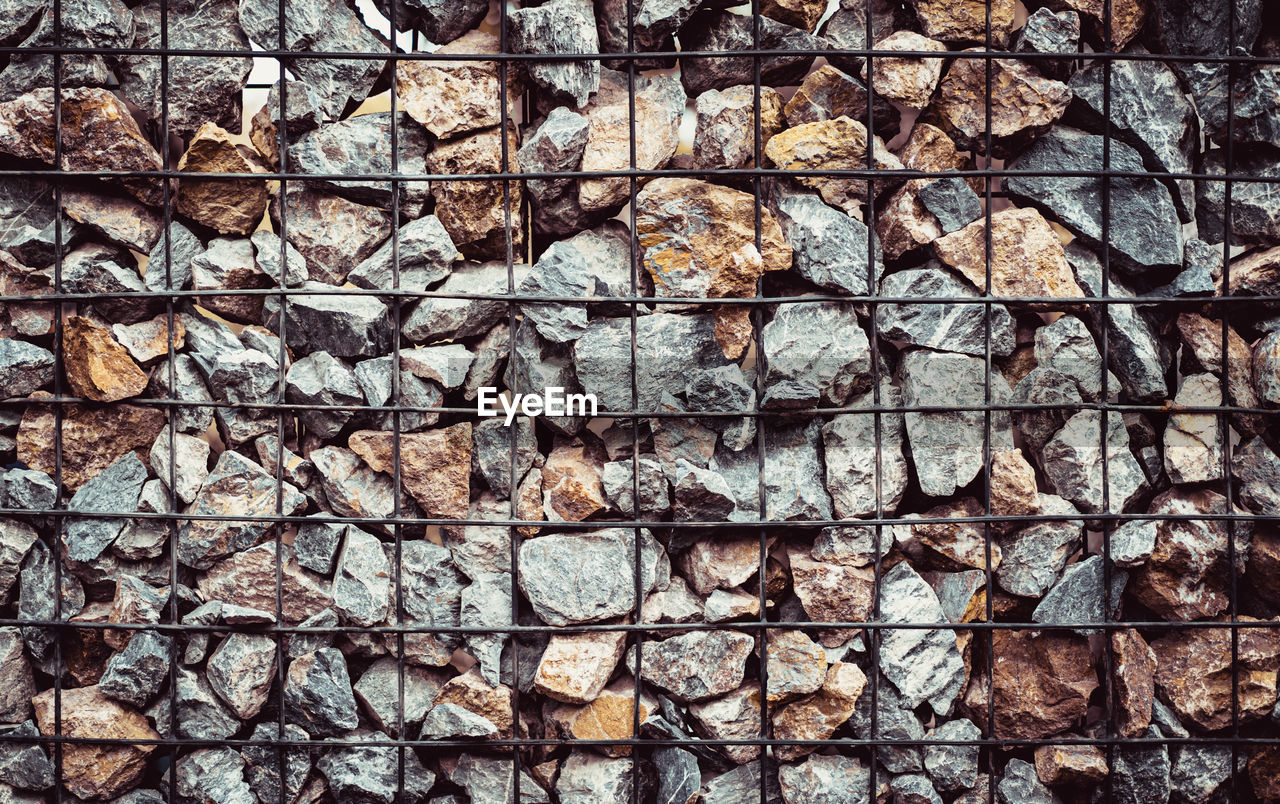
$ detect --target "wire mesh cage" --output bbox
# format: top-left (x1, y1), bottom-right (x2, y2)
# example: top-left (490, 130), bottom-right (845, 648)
top-left (0, 0), bottom-right (1278, 801)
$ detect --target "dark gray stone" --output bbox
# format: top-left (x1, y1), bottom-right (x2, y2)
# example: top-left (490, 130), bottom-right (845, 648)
top-left (348, 214), bottom-right (457, 292)
top-left (519, 528), bottom-right (668, 625)
top-left (375, 0), bottom-right (487, 44)
top-left (879, 561), bottom-right (965, 713)
top-left (332, 527), bottom-right (391, 627)
top-left (352, 355), bottom-right (444, 433)
top-left (900, 349), bottom-right (1015, 498)
top-left (679, 9), bottom-right (824, 96)
top-left (654, 746), bottom-right (700, 804)
top-left (671, 460), bottom-right (738, 521)
top-left (1196, 146), bottom-right (1280, 246)
top-left (242, 723), bottom-right (311, 804)
top-left (0, 721), bottom-right (53, 792)
top-left (877, 266), bottom-right (1016, 357)
top-left (520, 106), bottom-right (590, 203)
top-left (0, 0), bottom-right (133, 102)
top-left (64, 451), bottom-right (147, 563)
top-left (172, 747), bottom-right (255, 804)
top-left (401, 261), bottom-right (524, 345)
top-left (892, 775), bottom-right (943, 804)
top-left (1005, 126), bottom-right (1184, 276)
top-left (1067, 56), bottom-right (1197, 222)
top-left (285, 351), bottom-right (364, 440)
top-left (285, 112), bottom-right (430, 209)
top-left (1231, 437), bottom-right (1280, 516)
top-left (294, 517), bottom-right (345, 575)
top-left (1043, 409), bottom-right (1146, 516)
top-left (996, 494), bottom-right (1083, 598)
top-left (419, 701), bottom-right (499, 738)
top-left (1032, 554), bottom-right (1127, 634)
top-left (1033, 314), bottom-right (1109, 401)
top-left (99, 630), bottom-right (172, 708)
top-left (207, 632), bottom-right (277, 720)
top-left (266, 281), bottom-right (393, 359)
top-left (924, 718), bottom-right (981, 793)
top-left (997, 758), bottom-right (1056, 804)
top-left (595, 0), bottom-right (694, 67)
top-left (1113, 726), bottom-right (1172, 804)
top-left (507, 0), bottom-right (601, 106)
top-left (1014, 7), bottom-right (1079, 81)
top-left (0, 519), bottom-right (37, 606)
top-left (1152, 0), bottom-right (1262, 137)
top-left (0, 339), bottom-right (54, 398)
top-left (401, 540), bottom-right (466, 665)
top-left (917, 177), bottom-right (983, 233)
top-left (1169, 744), bottom-right (1232, 804)
top-left (284, 647), bottom-right (359, 737)
top-left (472, 416), bottom-right (537, 499)
top-left (317, 734), bottom-right (436, 803)
top-left (519, 222), bottom-right (637, 343)
top-left (769, 189), bottom-right (883, 295)
top-left (61, 243), bottom-right (155, 324)
top-left (145, 222), bottom-right (203, 293)
top-left (152, 667), bottom-right (241, 741)
top-left (702, 761), bottom-right (783, 804)
top-left (764, 419), bottom-right (832, 521)
top-left (287, 608), bottom-right (338, 660)
top-left (18, 539), bottom-right (84, 667)
top-left (238, 0), bottom-right (386, 120)
top-left (851, 674), bottom-right (924, 773)
top-left (761, 302), bottom-right (871, 408)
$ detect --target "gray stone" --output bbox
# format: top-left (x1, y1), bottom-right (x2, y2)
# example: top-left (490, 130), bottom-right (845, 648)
top-left (266, 282), bottom-right (394, 359)
top-left (0, 519), bottom-right (37, 605)
top-left (443, 754), bottom-right (549, 804)
top-left (1012, 367), bottom-right (1083, 461)
top-left (507, 320), bottom-right (587, 435)
top-left (148, 354), bottom-right (215, 434)
top-left (352, 355), bottom-right (444, 432)
top-left (685, 363), bottom-right (756, 451)
top-left (996, 494), bottom-right (1083, 598)
top-left (377, 0), bottom-right (487, 43)
top-left (1153, 0), bottom-right (1262, 137)
top-left (575, 313), bottom-right (731, 414)
top-left (1110, 518), bottom-right (1158, 568)
top-left (172, 747), bottom-right (255, 804)
top-left (419, 701), bottom-right (499, 738)
top-left (189, 238), bottom-right (271, 325)
top-left (1032, 554), bottom-right (1127, 635)
top-left (997, 758), bottom-right (1058, 804)
top-left (316, 734), bottom-right (436, 803)
top-left (238, 0), bottom-right (385, 120)
top-left (99, 630), bottom-right (171, 708)
top-left (469, 418), bottom-right (536, 501)
top-left (678, 9), bottom-right (823, 96)
top-left (518, 223), bottom-right (636, 343)
top-left (61, 243), bottom-right (153, 325)
top-left (557, 751), bottom-right (632, 804)
top-left (778, 753), bottom-right (871, 804)
top-left (0, 628), bottom-right (33, 723)
top-left (507, 0), bottom-right (600, 106)
top-left (294, 517), bottom-right (345, 575)
top-left (900, 349), bottom-right (1015, 498)
top-left (693, 84), bottom-right (783, 170)
top-left (761, 302), bottom-right (871, 408)
top-left (401, 540), bottom-right (465, 665)
top-left (1113, 726), bottom-right (1172, 804)
top-left (285, 351), bottom-right (364, 441)
top-left (879, 561), bottom-right (965, 714)
top-left (918, 177), bottom-right (983, 233)
top-left (892, 775), bottom-right (943, 804)
top-left (1169, 744), bottom-right (1232, 804)
top-left (654, 747), bottom-right (701, 804)
top-left (332, 528), bottom-right (391, 627)
top-left (1067, 243), bottom-right (1170, 402)
top-left (1163, 373), bottom-right (1224, 485)
top-left (180, 602), bottom-right (221, 666)
top-left (766, 419), bottom-right (833, 521)
top-left (460, 572), bottom-right (513, 685)
top-left (1042, 409), bottom-right (1146, 516)
top-left (1, 470), bottom-right (55, 514)
top-left (207, 632), bottom-right (277, 720)
top-left (1067, 57), bottom-right (1197, 222)
top-left (250, 230), bottom-right (308, 289)
top-left (602, 458), bottom-right (671, 517)
top-left (1034, 314), bottom-right (1107, 401)
top-left (0, 721), bottom-right (52, 792)
top-left (353, 658), bottom-right (446, 737)
top-left (671, 460), bottom-right (737, 521)
top-left (1014, 7), bottom-right (1079, 80)
top-left (64, 451), bottom-right (147, 563)
top-left (877, 266), bottom-right (1016, 357)
top-left (400, 343), bottom-right (474, 390)
top-left (1232, 437), bottom-right (1280, 516)
top-left (851, 674), bottom-right (924, 773)
top-left (1006, 127), bottom-right (1183, 276)
top-left (702, 761), bottom-right (783, 804)
top-left (242, 723), bottom-right (311, 804)
top-left (1256, 330), bottom-right (1280, 406)
top-left (401, 261), bottom-right (524, 345)
top-left (520, 106), bottom-right (589, 204)
top-left (635, 630), bottom-right (755, 703)
top-left (0, 339), bottom-right (54, 398)
top-left (595, 0), bottom-right (694, 66)
top-left (284, 647), bottom-right (359, 736)
top-left (519, 528), bottom-right (668, 625)
top-left (19, 540), bottom-right (85, 666)
top-left (178, 450), bottom-right (305, 570)
top-left (925, 718), bottom-right (981, 792)
top-left (1230, 65), bottom-right (1280, 150)
top-left (286, 112), bottom-right (430, 209)
top-left (270, 187), bottom-right (392, 285)
top-left (0, 0), bottom-right (133, 101)
top-left (287, 608), bottom-right (338, 661)
top-left (348, 215), bottom-right (457, 292)
top-left (149, 429), bottom-right (210, 506)
top-left (152, 667), bottom-right (241, 741)
top-left (190, 346), bottom-right (278, 447)
top-left (770, 190), bottom-right (883, 296)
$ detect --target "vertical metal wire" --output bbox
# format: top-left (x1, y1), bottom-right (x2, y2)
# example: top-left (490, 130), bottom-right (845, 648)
top-left (980, 5), bottom-right (997, 799)
top-left (49, 0), bottom-right (65, 800)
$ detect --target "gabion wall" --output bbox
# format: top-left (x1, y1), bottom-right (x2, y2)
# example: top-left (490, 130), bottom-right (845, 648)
top-left (0, 0), bottom-right (1279, 800)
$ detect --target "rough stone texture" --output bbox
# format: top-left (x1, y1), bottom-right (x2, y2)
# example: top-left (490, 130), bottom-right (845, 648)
top-left (64, 451), bottom-right (148, 563)
top-left (636, 631), bottom-right (755, 703)
top-left (1152, 619), bottom-right (1280, 731)
top-left (0, 339), bottom-right (54, 398)
top-left (877, 266), bottom-right (1016, 357)
top-left (693, 85), bottom-right (786, 171)
top-left (534, 630), bottom-right (626, 704)
top-left (761, 302), bottom-right (870, 409)
top-left (678, 9), bottom-right (825, 96)
top-left (520, 529), bottom-right (668, 626)
top-left (62, 316), bottom-right (148, 403)
top-left (934, 53), bottom-right (1072, 155)
top-left (769, 187), bottom-right (883, 296)
top-left (286, 112), bottom-right (431, 210)
top-left (32, 686), bottom-right (158, 800)
top-left (933, 207), bottom-right (1084, 305)
top-left (197, 543), bottom-right (333, 625)
top-left (1163, 373), bottom-right (1224, 485)
top-left (1047, 0), bottom-right (1146, 49)
top-left (177, 123), bottom-right (269, 235)
top-left (284, 647), bottom-right (359, 737)
top-left (878, 561), bottom-right (965, 714)
top-left (427, 124), bottom-right (524, 259)
top-left (1042, 409), bottom-right (1146, 516)
top-left (773, 663), bottom-right (867, 761)
top-left (271, 187), bottom-right (391, 286)
top-left (988, 630), bottom-right (1097, 739)
top-left (862, 32), bottom-right (947, 109)
top-left (348, 425), bottom-right (472, 518)
top-left (915, 0), bottom-right (1014, 44)
top-left (785, 65), bottom-right (898, 134)
top-left (579, 74), bottom-right (685, 212)
top-left (789, 544), bottom-right (874, 643)
top-left (765, 117), bottom-right (904, 212)
top-left (266, 282), bottom-right (393, 359)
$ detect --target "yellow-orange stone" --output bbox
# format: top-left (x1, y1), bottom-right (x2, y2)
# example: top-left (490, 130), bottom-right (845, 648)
top-left (33, 685), bottom-right (159, 800)
top-left (62, 316), bottom-right (148, 403)
top-left (933, 207), bottom-right (1084, 305)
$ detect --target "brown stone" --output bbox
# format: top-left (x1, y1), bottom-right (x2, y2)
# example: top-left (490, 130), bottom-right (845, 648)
top-left (534, 630), bottom-right (627, 704)
top-left (765, 629), bottom-right (827, 704)
top-left (687, 683), bottom-right (763, 764)
top-left (784, 65), bottom-right (883, 128)
top-left (0, 251), bottom-right (55, 338)
top-left (191, 239), bottom-right (272, 324)
top-left (933, 53), bottom-right (1072, 152)
top-left (877, 123), bottom-right (973, 259)
top-left (677, 535), bottom-right (768, 596)
top-left (545, 677), bottom-right (656, 757)
top-left (772, 662), bottom-right (866, 761)
top-left (933, 207), bottom-right (1084, 306)
top-left (635, 177), bottom-right (791, 301)
top-left (714, 305), bottom-right (755, 361)
top-left (62, 188), bottom-right (163, 253)
top-left (32, 685), bottom-right (159, 800)
top-left (764, 116), bottom-right (904, 212)
top-left (348, 424), bottom-right (472, 519)
top-left (62, 316), bottom-right (149, 403)
top-left (704, 587), bottom-right (760, 622)
top-left (1045, 0), bottom-right (1145, 49)
top-left (990, 450), bottom-right (1040, 534)
top-left (1248, 745), bottom-right (1280, 800)
top-left (516, 464), bottom-right (545, 536)
top-left (861, 31), bottom-right (948, 109)
top-left (1248, 528), bottom-right (1280, 608)
top-left (915, 498), bottom-right (1003, 570)
top-left (914, 0), bottom-right (1015, 44)
top-left (788, 544), bottom-right (875, 646)
top-left (540, 437), bottom-right (608, 523)
top-left (1175, 312), bottom-right (1266, 437)
top-left (1226, 245), bottom-right (1280, 296)
top-left (16, 395), bottom-right (166, 491)
top-left (396, 29), bottom-right (516, 139)
top-left (1129, 488), bottom-right (1239, 621)
top-left (176, 122), bottom-right (270, 235)
top-left (1151, 618), bottom-right (1280, 732)
top-left (271, 186), bottom-right (391, 286)
top-left (196, 543), bottom-right (333, 625)
top-left (761, 0), bottom-right (826, 30)
top-left (990, 630), bottom-right (1097, 739)
top-left (578, 77), bottom-right (684, 212)
top-left (66, 603), bottom-right (115, 688)
top-left (0, 88), bottom-right (165, 206)
top-left (1033, 744), bottom-right (1108, 786)
top-left (427, 123), bottom-right (524, 260)
top-left (1111, 628), bottom-right (1155, 738)
top-left (111, 314), bottom-right (187, 365)
top-left (433, 667), bottom-right (515, 739)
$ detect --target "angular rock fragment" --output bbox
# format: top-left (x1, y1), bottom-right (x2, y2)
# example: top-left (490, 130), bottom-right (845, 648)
top-left (636, 630), bottom-right (755, 703)
top-left (579, 73), bottom-right (685, 212)
top-left (934, 53), bottom-right (1072, 155)
top-left (773, 662), bottom-right (866, 760)
top-left (878, 561), bottom-right (965, 714)
top-left (287, 112), bottom-right (431, 209)
top-left (520, 529), bottom-right (667, 625)
top-left (64, 451), bottom-right (147, 563)
top-left (266, 282), bottom-right (393, 359)
top-left (207, 632), bottom-right (276, 720)
top-left (177, 123), bottom-right (270, 235)
top-left (863, 31), bottom-right (947, 109)
top-left (988, 630), bottom-right (1097, 739)
top-left (348, 215), bottom-right (457, 293)
top-left (62, 315), bottom-right (148, 403)
top-left (1015, 7), bottom-right (1080, 81)
top-left (693, 85), bottom-right (786, 171)
top-left (507, 0), bottom-right (600, 106)
top-left (33, 686), bottom-right (158, 801)
top-left (1042, 410), bottom-right (1145, 516)
top-left (932, 207), bottom-right (1084, 305)
top-left (877, 266), bottom-right (1016, 357)
top-left (427, 124), bottom-right (524, 259)
top-left (1048, 0), bottom-right (1145, 49)
top-left (348, 424), bottom-right (471, 518)
top-left (285, 647), bottom-right (359, 736)
top-left (197, 542), bottom-right (333, 625)
top-left (914, 0), bottom-right (1014, 44)
top-left (765, 117), bottom-right (904, 212)
top-left (271, 187), bottom-right (391, 285)
top-left (769, 187), bottom-right (883, 296)
top-left (761, 302), bottom-right (870, 408)
top-left (1163, 373), bottom-right (1224, 485)
top-left (1032, 554), bottom-right (1126, 635)
top-left (678, 9), bottom-right (825, 96)
top-left (1034, 744), bottom-right (1108, 786)
top-left (0, 339), bottom-right (54, 398)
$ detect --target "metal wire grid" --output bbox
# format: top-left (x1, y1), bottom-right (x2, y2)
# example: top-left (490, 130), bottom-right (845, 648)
top-left (0, 0), bottom-right (1277, 801)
